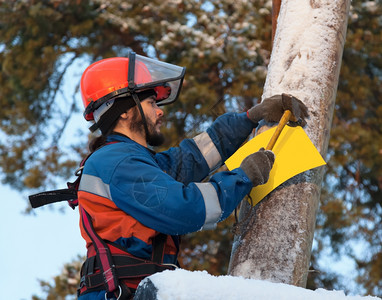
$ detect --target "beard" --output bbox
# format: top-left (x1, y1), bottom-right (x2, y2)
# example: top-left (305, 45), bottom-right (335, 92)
top-left (146, 117), bottom-right (165, 146)
top-left (129, 107), bottom-right (165, 147)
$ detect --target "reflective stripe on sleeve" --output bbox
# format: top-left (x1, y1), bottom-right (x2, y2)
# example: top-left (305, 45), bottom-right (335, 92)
top-left (79, 174), bottom-right (112, 199)
top-left (195, 182), bottom-right (222, 230)
top-left (193, 132), bottom-right (222, 171)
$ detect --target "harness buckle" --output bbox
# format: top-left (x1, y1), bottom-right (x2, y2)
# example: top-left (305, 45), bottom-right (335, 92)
top-left (105, 285), bottom-right (123, 300)
top-left (75, 166), bottom-right (84, 176)
top-left (162, 263), bottom-right (179, 269)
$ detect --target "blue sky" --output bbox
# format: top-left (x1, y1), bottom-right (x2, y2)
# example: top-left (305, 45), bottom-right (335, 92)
top-left (0, 55), bottom-right (93, 299)
top-left (1, 184), bottom-right (85, 299)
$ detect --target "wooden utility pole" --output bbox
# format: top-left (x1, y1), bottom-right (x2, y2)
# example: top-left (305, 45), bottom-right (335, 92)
top-left (228, 0), bottom-right (350, 287)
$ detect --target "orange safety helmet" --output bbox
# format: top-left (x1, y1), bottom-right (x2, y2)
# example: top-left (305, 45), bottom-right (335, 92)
top-left (80, 53), bottom-right (186, 127)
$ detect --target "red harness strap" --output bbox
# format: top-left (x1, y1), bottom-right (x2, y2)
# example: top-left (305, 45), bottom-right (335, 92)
top-left (80, 207), bottom-right (121, 296)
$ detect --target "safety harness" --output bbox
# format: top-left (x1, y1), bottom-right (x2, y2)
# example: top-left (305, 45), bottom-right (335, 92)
top-left (78, 206), bottom-right (174, 299)
top-left (29, 143), bottom-right (176, 299)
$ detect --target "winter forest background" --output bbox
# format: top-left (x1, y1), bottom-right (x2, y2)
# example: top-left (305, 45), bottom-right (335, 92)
top-left (0, 0), bottom-right (381, 298)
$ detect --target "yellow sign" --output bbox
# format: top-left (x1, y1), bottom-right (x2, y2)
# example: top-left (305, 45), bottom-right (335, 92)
top-left (225, 126), bottom-right (326, 206)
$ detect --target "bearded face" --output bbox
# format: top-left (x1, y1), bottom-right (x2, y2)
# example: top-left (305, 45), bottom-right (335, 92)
top-left (129, 105), bottom-right (165, 147)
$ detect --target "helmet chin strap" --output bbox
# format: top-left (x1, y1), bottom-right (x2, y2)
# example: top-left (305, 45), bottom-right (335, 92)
top-left (128, 52), bottom-right (150, 142)
top-left (131, 93), bottom-right (150, 141)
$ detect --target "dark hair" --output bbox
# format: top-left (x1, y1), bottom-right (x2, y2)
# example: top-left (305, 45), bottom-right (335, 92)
top-left (93, 90), bottom-right (155, 135)
top-left (88, 117), bottom-right (120, 153)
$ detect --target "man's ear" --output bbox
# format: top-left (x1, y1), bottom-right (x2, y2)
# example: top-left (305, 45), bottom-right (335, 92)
top-left (120, 112), bottom-right (129, 119)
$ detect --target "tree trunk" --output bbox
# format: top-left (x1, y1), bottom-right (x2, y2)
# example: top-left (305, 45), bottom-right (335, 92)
top-left (228, 0), bottom-right (350, 287)
top-left (271, 0), bottom-right (282, 43)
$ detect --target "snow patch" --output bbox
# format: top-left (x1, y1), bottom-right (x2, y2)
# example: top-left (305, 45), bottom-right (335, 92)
top-left (140, 269), bottom-right (381, 300)
top-left (232, 260), bottom-right (261, 279)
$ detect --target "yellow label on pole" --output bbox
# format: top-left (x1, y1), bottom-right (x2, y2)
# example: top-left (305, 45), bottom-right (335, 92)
top-left (225, 126), bottom-right (326, 206)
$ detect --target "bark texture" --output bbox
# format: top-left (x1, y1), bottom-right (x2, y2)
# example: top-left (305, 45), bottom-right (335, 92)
top-left (228, 0), bottom-right (350, 287)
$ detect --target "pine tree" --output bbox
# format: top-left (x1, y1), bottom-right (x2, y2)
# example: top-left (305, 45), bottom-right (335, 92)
top-left (31, 256), bottom-right (83, 300)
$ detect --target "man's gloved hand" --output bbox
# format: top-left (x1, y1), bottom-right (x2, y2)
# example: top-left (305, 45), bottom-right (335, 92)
top-left (247, 93), bottom-right (309, 126)
top-left (240, 148), bottom-right (275, 187)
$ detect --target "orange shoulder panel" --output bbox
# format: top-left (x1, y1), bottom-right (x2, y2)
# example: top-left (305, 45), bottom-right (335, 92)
top-left (78, 191), bottom-right (156, 247)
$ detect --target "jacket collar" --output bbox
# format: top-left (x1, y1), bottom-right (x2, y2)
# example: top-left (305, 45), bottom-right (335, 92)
top-left (106, 132), bottom-right (156, 155)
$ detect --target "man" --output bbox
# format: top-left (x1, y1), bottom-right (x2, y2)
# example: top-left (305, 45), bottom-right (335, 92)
top-left (77, 53), bottom-right (308, 299)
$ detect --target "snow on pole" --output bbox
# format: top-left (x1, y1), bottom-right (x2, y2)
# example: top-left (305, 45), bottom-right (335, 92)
top-left (228, 0), bottom-right (350, 287)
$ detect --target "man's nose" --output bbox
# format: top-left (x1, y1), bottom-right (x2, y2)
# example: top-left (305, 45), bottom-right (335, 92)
top-left (156, 107), bottom-right (164, 117)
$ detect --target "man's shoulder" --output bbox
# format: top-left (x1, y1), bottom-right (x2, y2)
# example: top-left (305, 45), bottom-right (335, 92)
top-left (88, 140), bottom-right (155, 165)
top-left (83, 141), bottom-right (157, 182)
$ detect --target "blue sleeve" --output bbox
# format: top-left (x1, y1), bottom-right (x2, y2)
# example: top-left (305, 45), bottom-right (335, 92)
top-left (209, 167), bottom-right (253, 220)
top-left (110, 153), bottom-right (253, 235)
top-left (155, 138), bottom-right (210, 185)
top-left (155, 112), bottom-right (256, 185)
top-left (207, 112), bottom-right (255, 161)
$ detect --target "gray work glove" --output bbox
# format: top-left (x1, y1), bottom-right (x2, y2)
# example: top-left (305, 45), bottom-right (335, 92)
top-left (248, 93), bottom-right (309, 126)
top-left (240, 148), bottom-right (275, 187)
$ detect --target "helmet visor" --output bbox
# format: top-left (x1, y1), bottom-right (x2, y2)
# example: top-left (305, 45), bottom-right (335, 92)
top-left (134, 54), bottom-right (186, 106)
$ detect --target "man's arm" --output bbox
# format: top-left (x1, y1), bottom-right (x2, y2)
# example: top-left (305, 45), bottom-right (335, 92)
top-left (110, 153), bottom-right (254, 235)
top-left (156, 112), bottom-right (255, 184)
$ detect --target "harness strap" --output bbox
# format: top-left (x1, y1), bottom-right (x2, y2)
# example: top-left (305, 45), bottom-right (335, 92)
top-left (28, 153), bottom-right (90, 209)
top-left (80, 207), bottom-right (120, 295)
top-left (151, 233), bottom-right (168, 264)
top-left (28, 188), bottom-right (77, 209)
top-left (83, 254), bottom-right (174, 289)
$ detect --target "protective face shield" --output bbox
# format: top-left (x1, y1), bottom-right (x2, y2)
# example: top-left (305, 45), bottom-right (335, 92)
top-left (80, 52), bottom-right (186, 134)
top-left (131, 54), bottom-right (185, 106)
